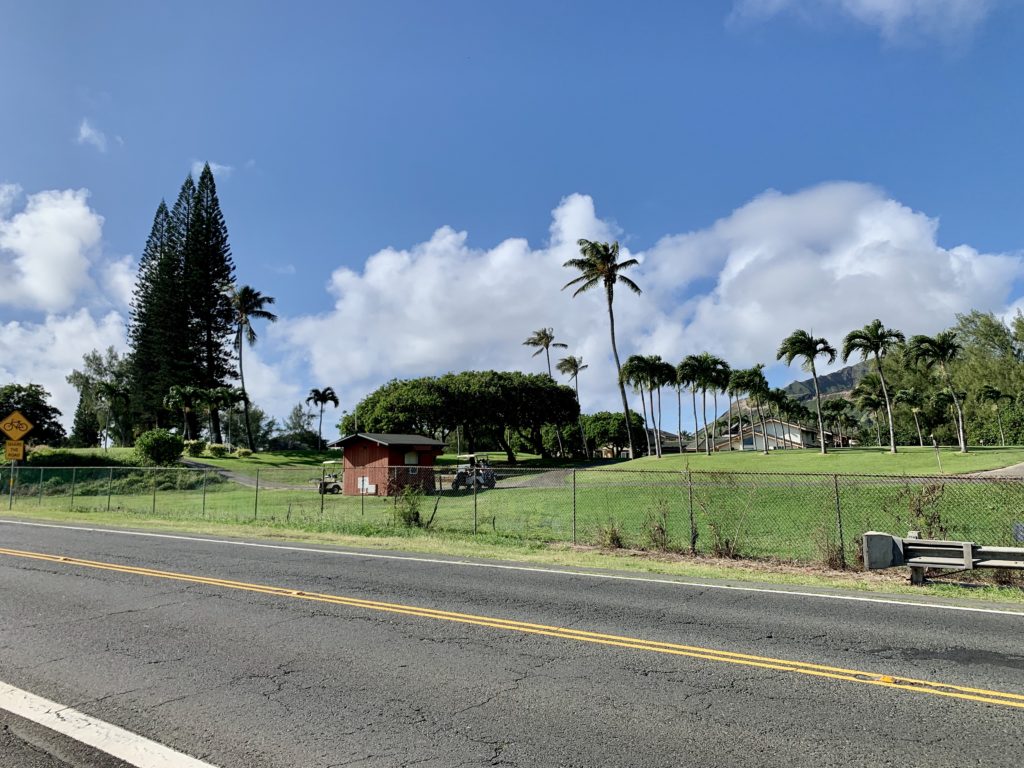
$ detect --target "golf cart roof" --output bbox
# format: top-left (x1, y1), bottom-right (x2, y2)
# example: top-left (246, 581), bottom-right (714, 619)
top-left (322, 460), bottom-right (343, 466)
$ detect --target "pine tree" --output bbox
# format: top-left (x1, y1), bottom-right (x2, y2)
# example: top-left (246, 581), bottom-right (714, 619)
top-left (184, 164), bottom-right (236, 443)
top-left (68, 394), bottom-right (100, 448)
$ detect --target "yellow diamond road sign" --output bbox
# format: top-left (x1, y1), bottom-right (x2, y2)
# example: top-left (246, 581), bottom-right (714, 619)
top-left (1, 410), bottom-right (33, 440)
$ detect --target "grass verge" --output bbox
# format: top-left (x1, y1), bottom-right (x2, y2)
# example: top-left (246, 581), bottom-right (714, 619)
top-left (2, 507), bottom-right (1021, 606)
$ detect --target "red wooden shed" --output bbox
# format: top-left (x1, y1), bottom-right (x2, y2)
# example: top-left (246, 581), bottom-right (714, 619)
top-left (334, 433), bottom-right (445, 496)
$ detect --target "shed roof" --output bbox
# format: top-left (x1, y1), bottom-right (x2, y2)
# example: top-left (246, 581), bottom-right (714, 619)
top-left (330, 433), bottom-right (445, 448)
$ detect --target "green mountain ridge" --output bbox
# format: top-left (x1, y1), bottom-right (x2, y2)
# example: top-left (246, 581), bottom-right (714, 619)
top-left (783, 360), bottom-right (872, 401)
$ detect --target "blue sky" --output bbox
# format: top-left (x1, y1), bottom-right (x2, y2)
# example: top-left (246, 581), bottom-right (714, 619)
top-left (2, 0), bottom-right (1023, 436)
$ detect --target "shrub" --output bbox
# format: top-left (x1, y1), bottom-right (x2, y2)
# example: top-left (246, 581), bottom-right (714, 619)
top-left (134, 429), bottom-right (184, 466)
top-left (207, 443), bottom-right (228, 458)
top-left (596, 520), bottom-right (624, 549)
top-left (234, 447), bottom-right (252, 458)
top-left (644, 499), bottom-right (671, 551)
top-left (395, 486), bottom-right (423, 527)
top-left (184, 440), bottom-right (207, 457)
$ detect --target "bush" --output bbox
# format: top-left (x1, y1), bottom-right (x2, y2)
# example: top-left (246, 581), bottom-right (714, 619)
top-left (395, 486), bottom-right (423, 527)
top-left (596, 520), bottom-right (624, 549)
top-left (134, 429), bottom-right (184, 466)
top-left (207, 443), bottom-right (228, 458)
top-left (645, 500), bottom-right (671, 551)
top-left (234, 448), bottom-right (252, 458)
top-left (184, 439), bottom-right (207, 457)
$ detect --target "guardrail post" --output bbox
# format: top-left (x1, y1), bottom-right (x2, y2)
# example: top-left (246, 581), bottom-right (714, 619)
top-left (106, 467), bottom-right (113, 512)
top-left (833, 474), bottom-right (846, 569)
top-left (907, 530), bottom-right (926, 585)
top-left (8, 462), bottom-right (14, 510)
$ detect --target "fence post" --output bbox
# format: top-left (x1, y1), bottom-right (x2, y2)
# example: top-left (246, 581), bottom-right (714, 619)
top-left (8, 461), bottom-right (15, 510)
top-left (687, 469), bottom-right (697, 555)
top-left (254, 469), bottom-right (260, 521)
top-left (106, 467), bottom-right (113, 513)
top-left (472, 468), bottom-right (478, 534)
top-left (151, 469), bottom-right (157, 515)
top-left (833, 474), bottom-right (846, 569)
top-left (38, 467), bottom-right (44, 506)
top-left (202, 469), bottom-right (208, 519)
top-left (572, 468), bottom-right (577, 545)
top-left (70, 467), bottom-right (77, 510)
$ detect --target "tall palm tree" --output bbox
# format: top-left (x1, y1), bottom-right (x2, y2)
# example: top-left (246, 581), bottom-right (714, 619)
top-left (743, 365), bottom-right (771, 454)
top-left (563, 240), bottom-right (641, 458)
top-left (523, 327), bottom-right (569, 457)
top-left (228, 285), bottom-right (278, 452)
top-left (893, 388), bottom-right (925, 447)
top-left (306, 387), bottom-right (340, 451)
top-left (677, 356), bottom-right (700, 453)
top-left (842, 320), bottom-right (905, 454)
top-left (777, 329), bottom-right (837, 455)
top-left (649, 357), bottom-right (677, 457)
top-left (930, 390), bottom-right (962, 444)
top-left (978, 384), bottom-right (1009, 447)
top-left (557, 354), bottom-right (590, 458)
top-left (727, 370), bottom-right (746, 451)
top-left (164, 384), bottom-right (201, 441)
top-left (690, 352), bottom-right (728, 455)
top-left (853, 375), bottom-right (885, 448)
top-left (709, 359), bottom-right (731, 442)
top-left (908, 330), bottom-right (967, 453)
top-left (622, 355), bottom-right (653, 456)
top-left (557, 354), bottom-right (590, 457)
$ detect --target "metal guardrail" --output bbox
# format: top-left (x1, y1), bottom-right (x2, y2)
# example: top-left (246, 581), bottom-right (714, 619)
top-left (863, 530), bottom-right (1024, 584)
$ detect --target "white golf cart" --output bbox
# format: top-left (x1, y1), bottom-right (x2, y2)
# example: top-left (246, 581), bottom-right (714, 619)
top-left (317, 460), bottom-right (343, 494)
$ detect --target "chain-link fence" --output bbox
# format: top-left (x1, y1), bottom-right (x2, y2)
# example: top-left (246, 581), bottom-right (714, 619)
top-left (2, 464), bottom-right (1023, 568)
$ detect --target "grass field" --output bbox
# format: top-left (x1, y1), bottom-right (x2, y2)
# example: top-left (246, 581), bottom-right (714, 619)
top-left (627, 445), bottom-right (1024, 475)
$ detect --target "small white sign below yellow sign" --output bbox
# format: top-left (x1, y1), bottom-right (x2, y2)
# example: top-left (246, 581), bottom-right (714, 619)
top-left (1, 411), bottom-right (33, 441)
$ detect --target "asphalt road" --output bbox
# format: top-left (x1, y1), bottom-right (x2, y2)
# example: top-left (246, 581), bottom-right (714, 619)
top-left (0, 519), bottom-right (1022, 767)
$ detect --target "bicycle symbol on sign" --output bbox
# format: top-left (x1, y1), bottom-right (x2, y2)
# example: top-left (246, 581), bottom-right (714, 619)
top-left (2, 418), bottom-right (28, 433)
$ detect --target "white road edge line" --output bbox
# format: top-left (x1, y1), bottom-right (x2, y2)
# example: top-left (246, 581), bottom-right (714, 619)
top-left (0, 680), bottom-right (216, 768)
top-left (2, 518), bottom-right (1023, 618)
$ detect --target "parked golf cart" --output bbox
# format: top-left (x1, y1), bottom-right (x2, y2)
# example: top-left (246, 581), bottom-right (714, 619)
top-left (317, 460), bottom-right (343, 494)
top-left (451, 454), bottom-right (497, 490)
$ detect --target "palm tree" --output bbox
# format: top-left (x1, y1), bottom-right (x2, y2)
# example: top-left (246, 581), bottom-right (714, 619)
top-left (930, 390), bottom-right (962, 443)
top-left (908, 330), bottom-right (967, 452)
top-left (743, 365), bottom-right (771, 454)
top-left (229, 285), bottom-right (278, 451)
top-left (563, 240), bottom-right (641, 458)
top-left (557, 355), bottom-right (590, 458)
top-left (523, 327), bottom-right (569, 456)
top-left (842, 320), bottom-right (905, 454)
top-left (622, 355), bottom-right (653, 456)
top-left (727, 370), bottom-right (746, 451)
top-left (306, 387), bottom-right (340, 451)
top-left (690, 352), bottom-right (728, 455)
top-left (164, 385), bottom-right (201, 441)
top-left (893, 388), bottom-right (925, 447)
top-left (650, 357), bottom-right (677, 457)
top-left (777, 329), bottom-right (837, 455)
top-left (677, 356), bottom-right (700, 453)
top-left (853, 375), bottom-right (885, 448)
top-left (709, 359), bottom-right (732, 443)
top-left (820, 398), bottom-right (851, 448)
top-left (978, 384), bottom-right (1009, 447)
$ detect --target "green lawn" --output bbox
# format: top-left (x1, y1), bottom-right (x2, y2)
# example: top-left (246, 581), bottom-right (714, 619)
top-left (627, 446), bottom-right (1024, 476)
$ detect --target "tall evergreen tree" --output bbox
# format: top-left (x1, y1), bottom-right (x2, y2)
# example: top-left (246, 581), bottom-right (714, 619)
top-left (68, 394), bottom-right (100, 448)
top-left (184, 164), bottom-right (237, 443)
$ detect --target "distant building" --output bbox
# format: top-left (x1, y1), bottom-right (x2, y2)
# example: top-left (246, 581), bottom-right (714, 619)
top-left (685, 419), bottom-right (833, 451)
top-left (331, 433), bottom-right (445, 496)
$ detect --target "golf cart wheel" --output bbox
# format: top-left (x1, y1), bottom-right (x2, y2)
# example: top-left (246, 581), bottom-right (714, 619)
top-left (329, 485), bottom-right (341, 494)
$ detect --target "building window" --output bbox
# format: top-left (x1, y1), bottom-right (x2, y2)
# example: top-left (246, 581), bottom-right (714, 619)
top-left (404, 451), bottom-right (418, 465)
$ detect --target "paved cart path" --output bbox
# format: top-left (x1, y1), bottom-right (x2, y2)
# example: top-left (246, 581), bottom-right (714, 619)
top-left (0, 518), bottom-right (1022, 767)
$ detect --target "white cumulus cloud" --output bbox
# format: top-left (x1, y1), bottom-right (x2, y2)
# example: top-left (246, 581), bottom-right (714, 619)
top-left (191, 160), bottom-right (234, 178)
top-left (0, 188), bottom-right (104, 312)
top-left (731, 0), bottom-right (996, 42)
top-left (76, 118), bottom-right (108, 152)
top-left (278, 183), bottom-right (1023, 434)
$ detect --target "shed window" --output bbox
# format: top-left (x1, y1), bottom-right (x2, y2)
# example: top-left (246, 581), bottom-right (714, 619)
top-left (404, 451), bottom-right (418, 465)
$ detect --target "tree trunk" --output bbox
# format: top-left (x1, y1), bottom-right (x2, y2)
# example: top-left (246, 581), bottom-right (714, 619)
top-left (237, 331), bottom-right (255, 451)
top-left (676, 387), bottom-right (683, 454)
top-left (912, 411), bottom-right (924, 447)
top-left (756, 400), bottom-right (769, 455)
top-left (727, 393), bottom-right (734, 451)
top-left (702, 389), bottom-right (710, 455)
top-left (712, 390), bottom-right (719, 441)
top-left (649, 386), bottom-right (661, 458)
top-left (874, 413), bottom-right (882, 448)
top-left (574, 378), bottom-right (588, 459)
top-left (544, 347), bottom-right (566, 458)
top-left (939, 363), bottom-right (968, 452)
top-left (637, 384), bottom-right (652, 456)
top-left (317, 403), bottom-right (325, 451)
top-left (690, 389), bottom-right (699, 453)
top-left (997, 406), bottom-right (1006, 447)
top-left (811, 362), bottom-right (827, 455)
top-left (874, 351), bottom-right (897, 454)
top-left (736, 395), bottom-right (745, 451)
top-left (606, 288), bottom-right (634, 459)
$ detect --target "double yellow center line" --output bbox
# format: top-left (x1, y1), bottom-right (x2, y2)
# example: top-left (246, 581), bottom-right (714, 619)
top-left (2, 545), bottom-right (1023, 710)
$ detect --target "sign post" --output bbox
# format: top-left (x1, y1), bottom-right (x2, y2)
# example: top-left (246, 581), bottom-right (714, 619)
top-left (2, 410), bottom-right (34, 509)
